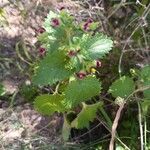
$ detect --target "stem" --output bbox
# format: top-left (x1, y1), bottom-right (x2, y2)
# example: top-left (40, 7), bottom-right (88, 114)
top-left (9, 91), bottom-right (18, 108)
top-left (109, 102), bottom-right (125, 150)
top-left (138, 102), bottom-right (144, 150)
top-left (144, 116), bottom-right (147, 149)
top-left (99, 107), bottom-right (112, 129)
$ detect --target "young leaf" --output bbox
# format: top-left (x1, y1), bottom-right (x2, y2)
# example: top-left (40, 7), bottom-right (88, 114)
top-left (34, 94), bottom-right (65, 115)
top-left (44, 11), bottom-right (71, 44)
top-left (71, 102), bottom-right (103, 129)
top-left (64, 76), bottom-right (101, 107)
top-left (81, 33), bottom-right (113, 60)
top-left (44, 11), bottom-right (58, 34)
top-left (109, 76), bottom-right (135, 99)
top-left (33, 51), bottom-right (73, 86)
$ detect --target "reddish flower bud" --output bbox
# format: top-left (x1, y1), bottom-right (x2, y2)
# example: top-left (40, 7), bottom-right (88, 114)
top-left (68, 51), bottom-right (77, 57)
top-left (51, 18), bottom-right (60, 27)
top-left (83, 18), bottom-right (93, 31)
top-left (83, 22), bottom-right (89, 31)
top-left (39, 47), bottom-right (46, 56)
top-left (37, 27), bottom-right (45, 34)
top-left (96, 60), bottom-right (102, 68)
top-left (76, 72), bottom-right (86, 79)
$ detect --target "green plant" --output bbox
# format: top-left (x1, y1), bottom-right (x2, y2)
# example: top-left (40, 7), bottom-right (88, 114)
top-left (32, 10), bottom-right (113, 139)
top-left (108, 65), bottom-right (150, 149)
top-left (32, 10), bottom-right (150, 147)
top-left (0, 83), bottom-right (5, 96)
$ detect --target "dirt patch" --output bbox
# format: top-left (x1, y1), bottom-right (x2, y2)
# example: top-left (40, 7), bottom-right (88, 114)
top-left (0, 0), bottom-right (75, 149)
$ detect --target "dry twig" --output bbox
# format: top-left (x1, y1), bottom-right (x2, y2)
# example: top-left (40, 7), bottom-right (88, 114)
top-left (109, 102), bottom-right (125, 150)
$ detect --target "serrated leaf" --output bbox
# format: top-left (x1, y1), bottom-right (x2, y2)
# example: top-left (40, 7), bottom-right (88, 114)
top-left (64, 76), bottom-right (101, 107)
top-left (109, 76), bottom-right (135, 99)
top-left (44, 11), bottom-right (70, 44)
top-left (33, 51), bottom-right (73, 86)
top-left (44, 11), bottom-right (58, 34)
top-left (34, 94), bottom-right (65, 115)
top-left (71, 102), bottom-right (102, 129)
top-left (81, 34), bottom-right (113, 60)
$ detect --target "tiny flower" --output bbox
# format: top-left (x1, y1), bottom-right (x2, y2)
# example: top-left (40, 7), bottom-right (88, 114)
top-left (83, 18), bottom-right (93, 31)
top-left (96, 60), bottom-right (102, 68)
top-left (37, 27), bottom-right (45, 34)
top-left (39, 47), bottom-right (46, 56)
top-left (51, 18), bottom-right (60, 27)
top-left (76, 72), bottom-right (86, 79)
top-left (91, 68), bottom-right (97, 74)
top-left (83, 22), bottom-right (89, 31)
top-left (68, 51), bottom-right (77, 57)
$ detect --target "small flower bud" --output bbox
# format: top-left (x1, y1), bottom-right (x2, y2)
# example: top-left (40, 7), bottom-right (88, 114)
top-left (39, 47), bottom-right (46, 56)
top-left (96, 60), bottom-right (102, 68)
top-left (68, 51), bottom-right (77, 57)
top-left (37, 27), bottom-right (45, 34)
top-left (76, 72), bottom-right (86, 79)
top-left (83, 18), bottom-right (93, 31)
top-left (51, 18), bottom-right (60, 27)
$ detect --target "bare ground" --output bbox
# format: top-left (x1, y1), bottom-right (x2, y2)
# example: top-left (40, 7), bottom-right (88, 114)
top-left (0, 0), bottom-right (72, 149)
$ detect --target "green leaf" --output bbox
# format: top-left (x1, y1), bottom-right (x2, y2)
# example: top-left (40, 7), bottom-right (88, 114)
top-left (34, 94), bottom-right (65, 115)
top-left (33, 51), bottom-right (73, 86)
top-left (143, 81), bottom-right (150, 99)
top-left (141, 99), bottom-right (150, 115)
top-left (38, 32), bottom-right (49, 44)
top-left (44, 11), bottom-right (58, 34)
top-left (140, 65), bottom-right (150, 82)
top-left (89, 22), bottom-right (99, 30)
top-left (0, 84), bottom-right (5, 96)
top-left (64, 76), bottom-right (101, 107)
top-left (109, 76), bottom-right (135, 99)
top-left (71, 102), bottom-right (103, 129)
top-left (68, 56), bottom-right (83, 72)
top-left (139, 65), bottom-right (150, 99)
top-left (81, 33), bottom-right (113, 60)
top-left (44, 11), bottom-right (70, 44)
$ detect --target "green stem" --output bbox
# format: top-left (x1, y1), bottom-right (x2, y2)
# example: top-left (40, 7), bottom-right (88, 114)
top-left (99, 107), bottom-right (112, 130)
